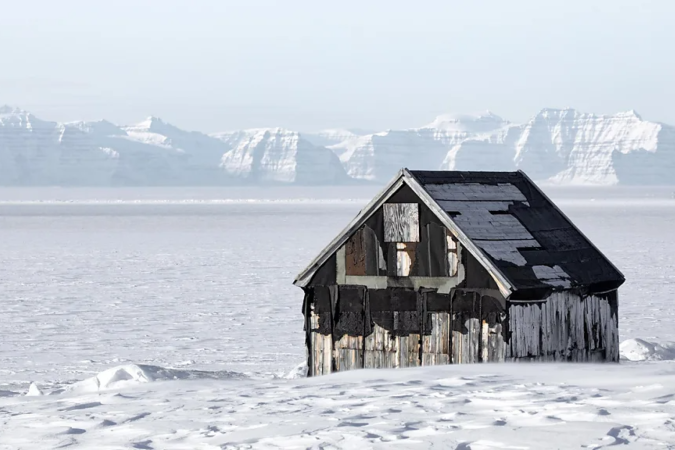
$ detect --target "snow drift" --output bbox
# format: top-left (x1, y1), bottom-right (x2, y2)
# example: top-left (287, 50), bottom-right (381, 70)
top-left (7, 362), bottom-right (675, 448)
top-left (620, 338), bottom-right (675, 361)
top-left (66, 364), bottom-right (245, 394)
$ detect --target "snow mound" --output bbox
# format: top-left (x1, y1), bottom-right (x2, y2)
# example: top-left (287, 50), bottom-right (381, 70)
top-left (25, 382), bottom-right (44, 397)
top-left (620, 338), bottom-right (675, 361)
top-left (68, 365), bottom-right (152, 393)
top-left (67, 364), bottom-right (246, 394)
top-left (283, 361), bottom-right (308, 379)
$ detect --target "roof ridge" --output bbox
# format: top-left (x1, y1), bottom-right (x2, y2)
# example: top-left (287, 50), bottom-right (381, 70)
top-left (294, 168), bottom-right (624, 295)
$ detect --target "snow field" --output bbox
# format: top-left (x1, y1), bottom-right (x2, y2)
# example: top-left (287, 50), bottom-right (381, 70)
top-left (3, 363), bottom-right (675, 449)
top-left (1, 188), bottom-right (675, 448)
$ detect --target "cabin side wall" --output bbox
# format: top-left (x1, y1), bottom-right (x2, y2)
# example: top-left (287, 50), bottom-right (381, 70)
top-left (506, 290), bottom-right (619, 362)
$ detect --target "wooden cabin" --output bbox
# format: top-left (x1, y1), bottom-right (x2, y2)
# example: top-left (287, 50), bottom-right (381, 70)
top-left (293, 169), bottom-right (625, 376)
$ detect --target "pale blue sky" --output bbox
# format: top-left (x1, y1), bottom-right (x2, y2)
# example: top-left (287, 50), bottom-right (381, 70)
top-left (0, 0), bottom-right (672, 132)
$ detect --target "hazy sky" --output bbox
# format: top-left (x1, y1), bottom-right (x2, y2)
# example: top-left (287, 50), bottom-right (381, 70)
top-left (0, 0), bottom-right (672, 132)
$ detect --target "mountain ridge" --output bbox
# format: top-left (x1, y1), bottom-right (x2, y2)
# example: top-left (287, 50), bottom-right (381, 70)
top-left (0, 105), bottom-right (673, 186)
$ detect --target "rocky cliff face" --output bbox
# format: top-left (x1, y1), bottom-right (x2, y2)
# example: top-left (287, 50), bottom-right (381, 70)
top-left (326, 112), bottom-right (510, 181)
top-left (216, 128), bottom-right (348, 184)
top-left (0, 107), bottom-right (347, 185)
top-left (444, 108), bottom-right (673, 185)
top-left (1, 105), bottom-right (673, 186)
top-left (0, 107), bottom-right (121, 185)
top-left (330, 108), bottom-right (675, 185)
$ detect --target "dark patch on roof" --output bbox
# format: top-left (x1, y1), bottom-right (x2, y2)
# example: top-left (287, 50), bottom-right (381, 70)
top-left (410, 170), bottom-right (625, 293)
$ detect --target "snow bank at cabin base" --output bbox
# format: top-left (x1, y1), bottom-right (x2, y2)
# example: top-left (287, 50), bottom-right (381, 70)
top-left (4, 362), bottom-right (675, 449)
top-left (620, 338), bottom-right (675, 361)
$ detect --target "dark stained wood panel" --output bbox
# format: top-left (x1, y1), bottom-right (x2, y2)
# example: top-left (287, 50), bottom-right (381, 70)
top-left (345, 228), bottom-right (367, 276)
top-left (427, 223), bottom-right (448, 277)
top-left (345, 225), bottom-right (383, 276)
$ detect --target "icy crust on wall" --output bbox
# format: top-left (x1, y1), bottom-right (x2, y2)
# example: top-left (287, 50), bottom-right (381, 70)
top-left (1, 105), bottom-right (674, 185)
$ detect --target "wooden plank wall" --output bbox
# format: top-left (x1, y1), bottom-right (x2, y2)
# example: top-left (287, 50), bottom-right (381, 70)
top-left (507, 292), bottom-right (619, 362)
top-left (363, 324), bottom-right (420, 369)
top-left (309, 310), bottom-right (332, 376)
top-left (312, 298), bottom-right (509, 375)
top-left (452, 314), bottom-right (480, 364)
top-left (312, 290), bottom-right (618, 374)
top-left (333, 309), bottom-right (504, 371)
top-left (483, 312), bottom-right (506, 362)
top-left (422, 312), bottom-right (451, 365)
top-left (450, 303), bottom-right (506, 364)
top-left (334, 334), bottom-right (363, 371)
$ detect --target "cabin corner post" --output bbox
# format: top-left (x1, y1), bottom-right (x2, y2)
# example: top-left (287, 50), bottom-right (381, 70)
top-left (503, 297), bottom-right (512, 360)
top-left (329, 285), bottom-right (339, 373)
top-left (614, 290), bottom-right (620, 361)
top-left (416, 289), bottom-right (426, 365)
top-left (362, 288), bottom-right (371, 369)
top-left (607, 289), bottom-right (620, 362)
top-left (302, 287), bottom-right (313, 377)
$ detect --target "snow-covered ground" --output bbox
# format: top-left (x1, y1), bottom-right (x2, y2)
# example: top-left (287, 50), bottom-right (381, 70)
top-left (1, 186), bottom-right (675, 449)
top-left (4, 362), bottom-right (675, 449)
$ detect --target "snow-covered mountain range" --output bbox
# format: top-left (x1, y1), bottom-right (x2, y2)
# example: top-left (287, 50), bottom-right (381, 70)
top-left (1, 105), bottom-right (673, 186)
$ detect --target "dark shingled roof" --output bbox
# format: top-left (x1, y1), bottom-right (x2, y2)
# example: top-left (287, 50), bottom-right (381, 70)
top-left (409, 170), bottom-right (625, 293)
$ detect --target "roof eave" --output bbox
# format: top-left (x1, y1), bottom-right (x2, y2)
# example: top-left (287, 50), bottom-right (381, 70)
top-left (402, 169), bottom-right (515, 298)
top-left (293, 168), bottom-right (518, 298)
top-left (293, 169), bottom-right (407, 287)
top-left (516, 170), bottom-right (627, 285)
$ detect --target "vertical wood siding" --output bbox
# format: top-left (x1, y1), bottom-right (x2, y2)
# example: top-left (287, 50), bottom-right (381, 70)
top-left (310, 291), bottom-right (510, 375)
top-left (363, 324), bottom-right (421, 369)
top-left (340, 308), bottom-right (504, 370)
top-left (310, 290), bottom-right (617, 375)
top-left (507, 292), bottom-right (619, 362)
top-left (421, 312), bottom-right (451, 365)
top-left (451, 314), bottom-right (481, 363)
top-left (450, 295), bottom-right (506, 364)
top-left (309, 310), bottom-right (333, 376)
top-left (334, 334), bottom-right (363, 371)
top-left (483, 312), bottom-right (506, 362)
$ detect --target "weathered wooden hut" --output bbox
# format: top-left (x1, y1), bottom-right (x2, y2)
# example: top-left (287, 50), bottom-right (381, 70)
top-left (294, 169), bottom-right (624, 376)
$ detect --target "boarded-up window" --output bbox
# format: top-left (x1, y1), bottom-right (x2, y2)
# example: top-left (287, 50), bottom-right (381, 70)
top-left (395, 242), bottom-right (417, 276)
top-left (447, 232), bottom-right (458, 276)
top-left (384, 203), bottom-right (419, 243)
